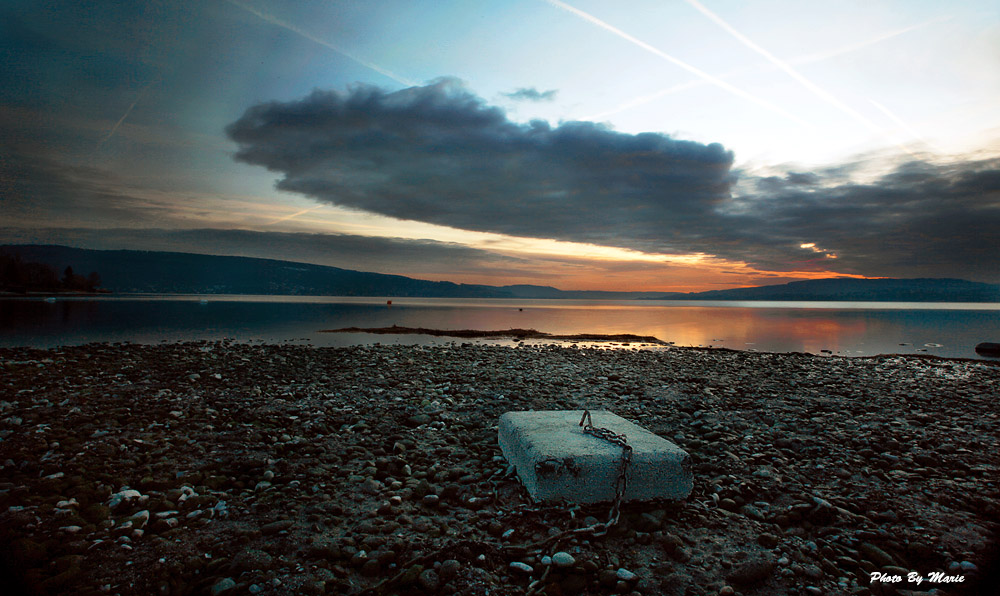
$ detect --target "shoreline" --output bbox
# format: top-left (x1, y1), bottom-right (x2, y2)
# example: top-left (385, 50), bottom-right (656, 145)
top-left (0, 342), bottom-right (997, 595)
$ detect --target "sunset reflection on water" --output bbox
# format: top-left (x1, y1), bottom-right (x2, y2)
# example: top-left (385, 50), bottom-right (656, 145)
top-left (1, 296), bottom-right (998, 359)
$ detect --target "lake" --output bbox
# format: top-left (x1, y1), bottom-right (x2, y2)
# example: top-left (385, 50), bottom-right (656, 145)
top-left (2, 294), bottom-right (999, 360)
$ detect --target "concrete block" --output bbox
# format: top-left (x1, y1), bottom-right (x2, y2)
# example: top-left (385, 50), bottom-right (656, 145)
top-left (498, 410), bottom-right (692, 504)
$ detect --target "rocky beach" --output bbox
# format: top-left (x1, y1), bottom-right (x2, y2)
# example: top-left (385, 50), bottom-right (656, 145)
top-left (0, 341), bottom-right (997, 596)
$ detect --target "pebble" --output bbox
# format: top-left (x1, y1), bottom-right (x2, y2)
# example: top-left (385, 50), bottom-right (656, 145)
top-left (552, 552), bottom-right (576, 568)
top-left (726, 556), bottom-right (776, 586)
top-left (509, 561), bottom-right (533, 575)
top-left (260, 520), bottom-right (293, 535)
top-left (418, 568), bottom-right (440, 590)
top-left (859, 542), bottom-right (895, 567)
top-left (407, 414), bottom-right (432, 427)
top-left (232, 548), bottom-right (273, 572)
top-left (210, 577), bottom-right (236, 595)
top-left (656, 532), bottom-right (684, 554)
top-left (439, 559), bottom-right (461, 580)
top-left (598, 569), bottom-right (619, 587)
top-left (108, 489), bottom-right (142, 510)
top-left (757, 533), bottom-right (779, 548)
top-left (616, 568), bottom-right (637, 582)
top-left (1, 341), bottom-right (996, 596)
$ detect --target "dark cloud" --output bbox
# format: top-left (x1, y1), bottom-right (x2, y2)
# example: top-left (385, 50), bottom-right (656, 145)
top-left (504, 87), bottom-right (558, 102)
top-left (226, 80), bottom-right (1000, 283)
top-left (727, 157), bottom-right (1000, 280)
top-left (226, 78), bottom-right (735, 252)
top-left (786, 172), bottom-right (820, 186)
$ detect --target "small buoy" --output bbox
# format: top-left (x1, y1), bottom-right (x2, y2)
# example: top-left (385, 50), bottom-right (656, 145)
top-left (387, 300), bottom-right (392, 306)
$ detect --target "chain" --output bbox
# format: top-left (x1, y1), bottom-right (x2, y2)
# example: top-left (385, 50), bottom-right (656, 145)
top-left (579, 409), bottom-right (632, 526)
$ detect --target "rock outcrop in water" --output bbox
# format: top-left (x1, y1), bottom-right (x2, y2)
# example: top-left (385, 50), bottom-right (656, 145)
top-left (0, 342), bottom-right (997, 595)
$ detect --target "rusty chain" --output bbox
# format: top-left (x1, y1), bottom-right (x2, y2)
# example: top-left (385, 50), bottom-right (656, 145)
top-left (579, 409), bottom-right (632, 526)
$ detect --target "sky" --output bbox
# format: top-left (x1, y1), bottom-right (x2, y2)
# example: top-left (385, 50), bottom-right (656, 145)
top-left (2, 0), bottom-right (998, 292)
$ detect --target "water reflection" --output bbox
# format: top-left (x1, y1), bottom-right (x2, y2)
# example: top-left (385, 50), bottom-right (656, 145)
top-left (1, 295), bottom-right (998, 359)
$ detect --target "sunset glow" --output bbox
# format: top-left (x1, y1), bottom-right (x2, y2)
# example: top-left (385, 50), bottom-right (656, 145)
top-left (2, 0), bottom-right (998, 290)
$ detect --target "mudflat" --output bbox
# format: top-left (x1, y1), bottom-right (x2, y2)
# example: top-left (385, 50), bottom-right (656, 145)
top-left (0, 341), bottom-right (997, 595)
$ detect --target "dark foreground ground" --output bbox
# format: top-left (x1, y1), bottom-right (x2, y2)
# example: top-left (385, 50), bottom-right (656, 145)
top-left (0, 342), bottom-right (998, 596)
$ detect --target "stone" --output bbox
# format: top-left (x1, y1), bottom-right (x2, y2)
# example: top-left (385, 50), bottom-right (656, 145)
top-left (260, 519), bottom-right (293, 535)
top-left (108, 489), bottom-right (142, 511)
top-left (859, 543), bottom-right (895, 567)
top-left (231, 548), bottom-right (273, 572)
top-left (757, 533), bottom-right (780, 548)
top-left (418, 568), bottom-right (440, 590)
top-left (510, 561), bottom-right (533, 574)
top-left (498, 410), bottom-right (693, 503)
top-left (439, 559), bottom-right (461, 580)
top-left (400, 565), bottom-right (424, 585)
top-left (552, 552), bottom-right (576, 568)
top-left (407, 414), bottom-right (432, 427)
top-left (127, 510), bottom-right (150, 529)
top-left (210, 577), bottom-right (236, 595)
top-left (616, 568), bottom-right (637, 581)
top-left (741, 504), bottom-right (766, 521)
top-left (598, 569), bottom-right (619, 587)
top-left (726, 556), bottom-right (776, 586)
top-left (656, 532), bottom-right (684, 554)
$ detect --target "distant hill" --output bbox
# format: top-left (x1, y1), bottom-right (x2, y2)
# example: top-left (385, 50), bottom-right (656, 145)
top-left (497, 284), bottom-right (666, 300)
top-left (0, 245), bottom-right (511, 298)
top-left (2, 245), bottom-right (998, 302)
top-left (656, 277), bottom-right (1000, 302)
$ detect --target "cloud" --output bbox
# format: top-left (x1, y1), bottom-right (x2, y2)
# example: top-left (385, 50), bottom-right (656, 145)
top-left (9, 78), bottom-right (996, 285)
top-left (726, 156), bottom-right (1000, 280)
top-left (504, 87), bottom-right (558, 102)
top-left (0, 145), bottom-right (175, 228)
top-left (225, 79), bottom-right (1000, 282)
top-left (226, 78), bottom-right (735, 253)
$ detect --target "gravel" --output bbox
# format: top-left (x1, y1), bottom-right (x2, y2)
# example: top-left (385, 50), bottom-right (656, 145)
top-left (0, 340), bottom-right (997, 595)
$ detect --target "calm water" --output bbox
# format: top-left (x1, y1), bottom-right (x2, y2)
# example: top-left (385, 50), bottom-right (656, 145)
top-left (2, 295), bottom-right (999, 359)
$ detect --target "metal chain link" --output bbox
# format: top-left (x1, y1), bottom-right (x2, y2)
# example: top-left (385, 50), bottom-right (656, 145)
top-left (579, 409), bottom-right (632, 525)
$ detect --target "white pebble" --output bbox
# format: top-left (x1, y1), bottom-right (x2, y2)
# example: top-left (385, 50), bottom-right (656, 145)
top-left (616, 568), bottom-right (637, 581)
top-left (509, 561), bottom-right (533, 574)
top-left (552, 552), bottom-right (576, 568)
